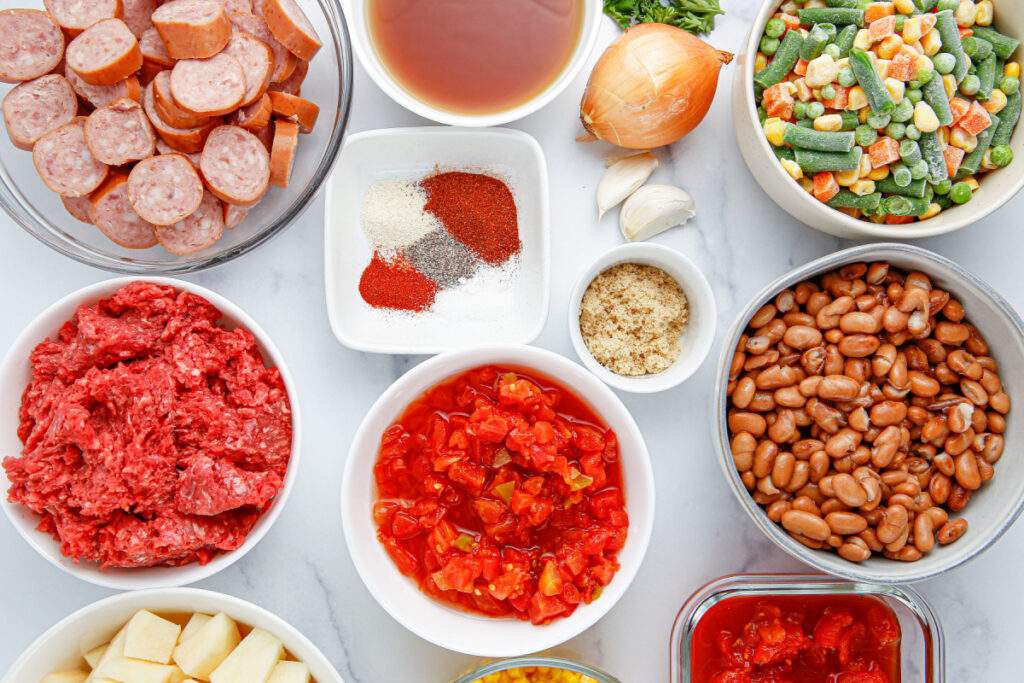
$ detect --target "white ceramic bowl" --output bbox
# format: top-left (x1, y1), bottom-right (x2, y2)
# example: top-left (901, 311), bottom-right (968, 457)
top-left (2, 588), bottom-right (344, 682)
top-left (0, 277), bottom-right (301, 590)
top-left (340, 0), bottom-right (603, 126)
top-left (324, 126), bottom-right (550, 354)
top-left (568, 243), bottom-right (716, 393)
top-left (715, 243), bottom-right (1024, 583)
top-left (340, 345), bottom-right (654, 656)
top-left (733, 0), bottom-right (1024, 240)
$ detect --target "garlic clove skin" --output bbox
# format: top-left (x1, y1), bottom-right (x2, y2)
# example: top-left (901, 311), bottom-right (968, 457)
top-left (619, 184), bottom-right (696, 242)
top-left (597, 152), bottom-right (659, 218)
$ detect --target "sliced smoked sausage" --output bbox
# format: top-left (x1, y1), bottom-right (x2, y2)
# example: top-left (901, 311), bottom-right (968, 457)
top-left (260, 0), bottom-right (321, 61)
top-left (62, 195), bottom-right (93, 223)
top-left (268, 118), bottom-right (297, 188)
top-left (127, 152), bottom-right (204, 225)
top-left (269, 58), bottom-right (306, 96)
top-left (222, 29), bottom-right (273, 106)
top-left (154, 190), bottom-right (223, 254)
top-left (66, 19), bottom-right (142, 86)
top-left (153, 70), bottom-right (208, 128)
top-left (143, 80), bottom-right (218, 152)
top-left (84, 98), bottom-right (156, 165)
top-left (32, 118), bottom-right (108, 197)
top-left (42, 0), bottom-right (120, 37)
top-left (123, 0), bottom-right (158, 38)
top-left (229, 11), bottom-right (294, 83)
top-left (140, 27), bottom-right (175, 68)
top-left (223, 202), bottom-right (248, 229)
top-left (169, 53), bottom-right (244, 116)
top-left (153, 0), bottom-right (231, 60)
top-left (66, 65), bottom-right (141, 108)
top-left (233, 93), bottom-right (271, 132)
top-left (268, 91), bottom-right (318, 133)
top-left (0, 9), bottom-right (65, 84)
top-left (89, 172), bottom-right (158, 249)
top-left (199, 125), bottom-right (269, 206)
top-left (3, 74), bottom-right (77, 150)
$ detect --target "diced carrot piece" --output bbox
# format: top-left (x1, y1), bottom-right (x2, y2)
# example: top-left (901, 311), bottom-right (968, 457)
top-left (959, 27), bottom-right (973, 38)
top-left (868, 137), bottom-right (901, 168)
top-left (885, 215), bottom-right (917, 224)
top-left (869, 15), bottom-right (897, 42)
top-left (813, 172), bottom-right (840, 203)
top-left (865, 2), bottom-right (895, 23)
top-left (944, 145), bottom-right (966, 177)
top-left (794, 58), bottom-right (808, 76)
top-left (824, 85), bottom-right (849, 110)
top-left (949, 97), bottom-right (971, 125)
top-left (774, 12), bottom-right (801, 31)
top-left (837, 207), bottom-right (862, 218)
top-left (958, 101), bottom-right (993, 136)
top-left (889, 52), bottom-right (916, 82)
top-left (920, 14), bottom-right (936, 34)
top-left (764, 83), bottom-right (795, 119)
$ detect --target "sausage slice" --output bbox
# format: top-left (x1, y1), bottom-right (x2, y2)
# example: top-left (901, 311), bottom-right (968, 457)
top-left (260, 0), bottom-right (322, 61)
top-left (32, 118), bottom-right (108, 197)
top-left (0, 10), bottom-right (65, 84)
top-left (233, 93), bottom-right (271, 132)
top-left (268, 91), bottom-right (318, 133)
top-left (140, 27), bottom-right (176, 68)
top-left (62, 195), bottom-right (93, 224)
top-left (229, 11), bottom-right (294, 83)
top-left (154, 190), bottom-right (224, 254)
top-left (89, 172), bottom-right (159, 249)
top-left (153, 70), bottom-right (208, 128)
top-left (199, 125), bottom-right (270, 206)
top-left (170, 53), bottom-right (244, 116)
top-left (84, 98), bottom-right (156, 165)
top-left (143, 80), bottom-right (219, 152)
top-left (66, 65), bottom-right (142, 108)
top-left (127, 153), bottom-right (204, 225)
top-left (269, 118), bottom-right (297, 188)
top-left (123, 0), bottom-right (158, 38)
top-left (153, 0), bottom-right (231, 60)
top-left (223, 202), bottom-right (248, 229)
top-left (3, 74), bottom-right (77, 150)
top-left (222, 30), bottom-right (273, 106)
top-left (42, 0), bottom-right (120, 37)
top-left (269, 58), bottom-right (306, 96)
top-left (66, 19), bottom-right (142, 86)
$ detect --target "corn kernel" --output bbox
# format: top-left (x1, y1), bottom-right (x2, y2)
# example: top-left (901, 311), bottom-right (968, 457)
top-left (836, 57), bottom-right (850, 70)
top-left (836, 167), bottom-right (860, 186)
top-left (938, 125), bottom-right (949, 146)
top-left (919, 203), bottom-right (942, 220)
top-left (814, 113), bottom-right (845, 131)
top-left (975, 0), bottom-right (993, 26)
top-left (921, 28), bottom-right (943, 56)
top-left (860, 108), bottom-right (871, 123)
top-left (782, 81), bottom-right (798, 95)
top-left (963, 176), bottom-right (980, 190)
top-left (902, 16), bottom-right (923, 44)
top-left (858, 152), bottom-right (874, 178)
top-left (756, 53), bottom-right (769, 72)
top-left (955, 0), bottom-right (977, 28)
top-left (874, 58), bottom-right (891, 80)
top-left (854, 28), bottom-right (872, 50)
top-left (942, 73), bottom-right (957, 98)
top-left (868, 165), bottom-right (891, 180)
top-left (983, 88), bottom-right (1008, 114)
top-left (805, 54), bottom-right (839, 88)
top-left (847, 85), bottom-right (869, 110)
top-left (794, 78), bottom-right (812, 102)
top-left (894, 0), bottom-right (915, 14)
top-left (877, 35), bottom-right (904, 60)
top-left (1005, 62), bottom-right (1021, 79)
top-left (764, 117), bottom-right (789, 146)
top-left (949, 126), bottom-right (978, 152)
top-left (914, 101), bottom-right (941, 132)
top-left (781, 158), bottom-right (804, 180)
top-left (981, 148), bottom-right (997, 170)
top-left (851, 179), bottom-right (877, 195)
top-left (885, 77), bottom-right (906, 103)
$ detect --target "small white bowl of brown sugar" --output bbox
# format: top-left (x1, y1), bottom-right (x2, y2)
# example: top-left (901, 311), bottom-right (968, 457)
top-left (569, 243), bottom-right (717, 393)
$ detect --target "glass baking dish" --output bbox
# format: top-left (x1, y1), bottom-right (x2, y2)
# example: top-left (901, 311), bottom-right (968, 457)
top-left (670, 574), bottom-right (944, 682)
top-left (454, 655), bottom-right (621, 683)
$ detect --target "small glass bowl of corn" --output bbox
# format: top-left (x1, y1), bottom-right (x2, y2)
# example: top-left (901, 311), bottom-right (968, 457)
top-left (454, 656), bottom-right (619, 683)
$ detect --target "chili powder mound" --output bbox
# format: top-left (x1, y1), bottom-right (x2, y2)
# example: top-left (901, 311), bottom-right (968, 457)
top-left (359, 251), bottom-right (439, 312)
top-left (2, 282), bottom-right (293, 569)
top-left (421, 171), bottom-right (521, 265)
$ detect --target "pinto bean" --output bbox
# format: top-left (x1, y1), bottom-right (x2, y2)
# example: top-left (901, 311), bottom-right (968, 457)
top-left (781, 510), bottom-right (831, 541)
top-left (937, 518), bottom-right (968, 544)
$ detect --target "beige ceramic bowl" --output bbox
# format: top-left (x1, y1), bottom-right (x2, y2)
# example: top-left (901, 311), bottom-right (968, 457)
top-left (733, 1), bottom-right (1024, 239)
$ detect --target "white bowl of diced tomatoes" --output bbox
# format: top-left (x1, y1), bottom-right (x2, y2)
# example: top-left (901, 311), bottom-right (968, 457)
top-left (733, 0), bottom-right (1024, 239)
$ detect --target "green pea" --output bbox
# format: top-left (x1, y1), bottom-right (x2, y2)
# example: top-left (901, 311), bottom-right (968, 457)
top-left (760, 36), bottom-right (780, 56)
top-left (905, 124), bottom-right (921, 141)
top-left (855, 124), bottom-right (878, 146)
top-left (910, 159), bottom-right (930, 180)
top-left (838, 67), bottom-right (857, 88)
top-left (960, 74), bottom-right (981, 96)
top-left (991, 144), bottom-right (1014, 167)
top-left (933, 53), bottom-right (956, 75)
top-left (886, 122), bottom-right (907, 140)
top-left (824, 43), bottom-right (842, 60)
top-left (933, 178), bottom-right (952, 195)
top-left (807, 101), bottom-right (826, 118)
top-left (867, 112), bottom-right (891, 129)
top-left (916, 68), bottom-right (934, 85)
top-left (950, 181), bottom-right (973, 204)
top-left (794, 101), bottom-right (808, 119)
top-left (765, 17), bottom-right (786, 39)
top-left (1001, 76), bottom-right (1020, 96)
top-left (821, 84), bottom-right (837, 100)
top-left (906, 89), bottom-right (924, 105)
top-left (892, 98), bottom-right (915, 123)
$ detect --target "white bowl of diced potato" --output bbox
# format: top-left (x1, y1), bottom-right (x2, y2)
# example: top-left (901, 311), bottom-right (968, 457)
top-left (733, 0), bottom-right (1024, 240)
top-left (2, 588), bottom-right (344, 683)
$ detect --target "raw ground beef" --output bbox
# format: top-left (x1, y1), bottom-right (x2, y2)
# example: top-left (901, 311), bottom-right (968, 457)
top-left (3, 282), bottom-right (292, 569)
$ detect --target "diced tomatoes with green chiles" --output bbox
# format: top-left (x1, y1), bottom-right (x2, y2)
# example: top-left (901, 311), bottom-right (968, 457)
top-left (372, 365), bottom-right (628, 625)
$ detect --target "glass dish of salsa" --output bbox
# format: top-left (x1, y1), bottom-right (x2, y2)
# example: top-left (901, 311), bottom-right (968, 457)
top-left (372, 365), bottom-right (628, 625)
top-left (671, 575), bottom-right (944, 683)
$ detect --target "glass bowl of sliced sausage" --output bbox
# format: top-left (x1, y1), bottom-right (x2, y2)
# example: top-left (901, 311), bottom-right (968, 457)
top-left (716, 242), bottom-right (1024, 583)
top-left (0, 0), bottom-right (352, 273)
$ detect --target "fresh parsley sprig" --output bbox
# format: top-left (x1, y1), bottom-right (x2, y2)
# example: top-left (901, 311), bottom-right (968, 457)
top-left (604, 0), bottom-right (725, 36)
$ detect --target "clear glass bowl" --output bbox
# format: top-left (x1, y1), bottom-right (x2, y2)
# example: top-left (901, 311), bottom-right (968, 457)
top-left (670, 574), bottom-right (944, 683)
top-left (454, 656), bottom-right (621, 683)
top-left (0, 0), bottom-right (353, 274)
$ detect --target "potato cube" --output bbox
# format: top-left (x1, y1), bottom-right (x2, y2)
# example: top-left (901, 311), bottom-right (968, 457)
top-left (87, 628), bottom-right (127, 681)
top-left (209, 628), bottom-right (284, 683)
top-left (124, 610), bottom-right (182, 664)
top-left (42, 671), bottom-right (88, 683)
top-left (168, 666), bottom-right (189, 683)
top-left (172, 613), bottom-right (241, 680)
top-left (102, 657), bottom-right (175, 683)
top-left (267, 661), bottom-right (311, 683)
top-left (179, 614), bottom-right (212, 644)
top-left (83, 644), bottom-right (108, 669)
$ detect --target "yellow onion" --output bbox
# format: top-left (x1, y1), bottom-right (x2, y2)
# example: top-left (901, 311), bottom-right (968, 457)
top-left (580, 23), bottom-right (733, 149)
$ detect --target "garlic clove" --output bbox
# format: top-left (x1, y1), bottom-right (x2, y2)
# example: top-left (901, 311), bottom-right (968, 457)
top-left (597, 152), bottom-right (658, 218)
top-left (619, 184), bottom-right (696, 242)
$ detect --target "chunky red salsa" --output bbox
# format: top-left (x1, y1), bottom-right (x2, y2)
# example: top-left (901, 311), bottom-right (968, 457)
top-left (372, 365), bottom-right (628, 625)
top-left (691, 595), bottom-right (901, 683)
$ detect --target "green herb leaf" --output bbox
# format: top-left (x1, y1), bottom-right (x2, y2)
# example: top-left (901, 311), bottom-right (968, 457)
top-left (603, 0), bottom-right (724, 36)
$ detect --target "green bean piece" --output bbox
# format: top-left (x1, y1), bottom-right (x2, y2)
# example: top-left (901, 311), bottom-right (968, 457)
top-left (825, 0), bottom-right (859, 7)
top-left (892, 163), bottom-right (913, 187)
top-left (834, 24), bottom-right (858, 57)
top-left (755, 30), bottom-right (804, 90)
top-left (799, 7), bottom-right (864, 26)
top-left (919, 130), bottom-right (949, 184)
top-left (876, 175), bottom-right (928, 198)
top-left (899, 139), bottom-right (923, 166)
top-left (827, 190), bottom-right (882, 211)
top-left (773, 145), bottom-right (797, 161)
top-left (882, 194), bottom-right (931, 216)
top-left (935, 10), bottom-right (970, 84)
top-left (797, 118), bottom-right (817, 128)
top-left (973, 37), bottom-right (994, 62)
top-left (991, 92), bottom-right (1021, 147)
top-left (784, 125), bottom-right (857, 152)
top-left (956, 113), bottom-right (1001, 179)
top-left (849, 48), bottom-right (895, 115)
top-left (795, 147), bottom-right (863, 173)
top-left (976, 54), bottom-right (997, 102)
top-left (840, 111), bottom-right (860, 131)
top-left (910, 159), bottom-right (930, 180)
top-left (801, 24), bottom-right (831, 61)
top-left (972, 26), bottom-right (1021, 61)
top-left (914, 0), bottom-right (939, 11)
top-left (922, 70), bottom-right (954, 126)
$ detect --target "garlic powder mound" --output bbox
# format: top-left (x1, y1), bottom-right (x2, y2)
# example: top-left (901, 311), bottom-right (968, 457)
top-left (579, 263), bottom-right (689, 376)
top-left (361, 179), bottom-right (442, 252)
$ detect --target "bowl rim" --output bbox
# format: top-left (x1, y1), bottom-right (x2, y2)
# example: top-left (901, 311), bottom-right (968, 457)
top-left (339, 344), bottom-right (656, 656)
top-left (323, 125), bottom-right (552, 355)
top-left (737, 0), bottom-right (1024, 240)
top-left (1, 587), bottom-right (345, 683)
top-left (0, 0), bottom-right (354, 275)
top-left (714, 242), bottom-right (1024, 583)
top-left (566, 242), bottom-right (717, 394)
top-left (339, 0), bottom-right (604, 127)
top-left (0, 276), bottom-right (302, 590)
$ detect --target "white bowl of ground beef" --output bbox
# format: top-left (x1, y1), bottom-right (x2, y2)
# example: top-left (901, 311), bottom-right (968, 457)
top-left (0, 277), bottom-right (300, 590)
top-left (568, 243), bottom-right (717, 394)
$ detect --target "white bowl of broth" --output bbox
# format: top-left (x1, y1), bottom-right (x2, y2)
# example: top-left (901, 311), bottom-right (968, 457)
top-left (343, 0), bottom-right (604, 126)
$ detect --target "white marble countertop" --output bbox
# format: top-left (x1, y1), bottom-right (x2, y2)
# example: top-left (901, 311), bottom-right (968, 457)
top-left (2, 3), bottom-right (1023, 681)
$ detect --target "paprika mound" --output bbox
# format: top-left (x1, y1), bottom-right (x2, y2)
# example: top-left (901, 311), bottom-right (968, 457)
top-left (422, 171), bottom-right (520, 266)
top-left (359, 251), bottom-right (439, 312)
